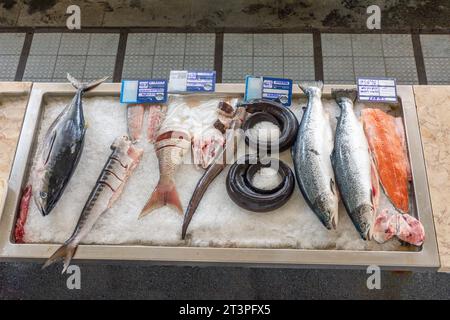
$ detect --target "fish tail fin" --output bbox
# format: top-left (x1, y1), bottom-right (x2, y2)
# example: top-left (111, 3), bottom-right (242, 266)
top-left (42, 242), bottom-right (78, 274)
top-left (67, 73), bottom-right (109, 92)
top-left (139, 179), bottom-right (183, 218)
top-left (332, 89), bottom-right (357, 105)
top-left (298, 81), bottom-right (323, 95)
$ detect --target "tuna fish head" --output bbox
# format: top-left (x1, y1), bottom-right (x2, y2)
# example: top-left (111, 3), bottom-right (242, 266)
top-left (313, 192), bottom-right (338, 230)
top-left (351, 203), bottom-right (374, 240)
top-left (32, 168), bottom-right (59, 216)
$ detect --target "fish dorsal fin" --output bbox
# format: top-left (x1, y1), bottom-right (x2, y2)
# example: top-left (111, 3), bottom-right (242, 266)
top-left (43, 130), bottom-right (57, 165)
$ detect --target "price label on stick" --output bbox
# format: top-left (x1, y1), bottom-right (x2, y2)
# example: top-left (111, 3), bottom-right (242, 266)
top-left (357, 77), bottom-right (398, 103)
top-left (120, 79), bottom-right (168, 104)
top-left (168, 70), bottom-right (216, 93)
top-left (245, 76), bottom-right (293, 107)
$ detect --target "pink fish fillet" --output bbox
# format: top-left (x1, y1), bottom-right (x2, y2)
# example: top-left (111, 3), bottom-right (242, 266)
top-left (373, 209), bottom-right (425, 246)
top-left (192, 128), bottom-right (225, 169)
top-left (127, 104), bottom-right (145, 142)
top-left (394, 117), bottom-right (412, 181)
top-left (147, 105), bottom-right (167, 143)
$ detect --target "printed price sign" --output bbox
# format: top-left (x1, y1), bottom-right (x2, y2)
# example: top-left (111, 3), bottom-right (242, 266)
top-left (120, 79), bottom-right (168, 104)
top-left (168, 70), bottom-right (216, 92)
top-left (357, 77), bottom-right (398, 103)
top-left (245, 76), bottom-right (293, 107)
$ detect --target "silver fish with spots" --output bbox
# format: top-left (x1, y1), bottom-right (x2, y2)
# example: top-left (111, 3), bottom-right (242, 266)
top-left (331, 89), bottom-right (379, 240)
top-left (292, 81), bottom-right (338, 229)
top-left (43, 136), bottom-right (143, 272)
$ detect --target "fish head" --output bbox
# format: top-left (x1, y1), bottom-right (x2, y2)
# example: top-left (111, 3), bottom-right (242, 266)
top-left (33, 174), bottom-right (59, 216)
top-left (111, 135), bottom-right (132, 150)
top-left (314, 193), bottom-right (338, 230)
top-left (351, 204), bottom-right (375, 240)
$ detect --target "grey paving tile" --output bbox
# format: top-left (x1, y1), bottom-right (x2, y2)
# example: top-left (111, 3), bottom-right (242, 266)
top-left (424, 58), bottom-right (450, 83)
top-left (353, 56), bottom-right (386, 78)
top-left (52, 55), bottom-right (86, 80)
top-left (0, 33), bottom-right (25, 55)
top-left (23, 78), bottom-right (53, 82)
top-left (122, 55), bottom-right (154, 80)
top-left (0, 55), bottom-right (20, 80)
top-left (253, 56), bottom-right (283, 77)
top-left (185, 33), bottom-right (215, 55)
top-left (324, 79), bottom-right (355, 84)
top-left (152, 55), bottom-right (184, 78)
top-left (88, 34), bottom-right (120, 56)
top-left (323, 57), bottom-right (354, 82)
top-left (385, 57), bottom-right (418, 84)
top-left (382, 34), bottom-right (414, 57)
top-left (420, 35), bottom-right (450, 57)
top-left (83, 55), bottom-right (116, 81)
top-left (223, 34), bottom-right (253, 56)
top-left (222, 56), bottom-right (252, 80)
top-left (253, 34), bottom-right (283, 56)
top-left (23, 55), bottom-right (57, 79)
top-left (351, 34), bottom-right (383, 57)
top-left (155, 33), bottom-right (186, 55)
top-left (321, 34), bottom-right (352, 57)
top-left (283, 57), bottom-right (315, 81)
top-left (183, 55), bottom-right (214, 71)
top-left (30, 33), bottom-right (61, 55)
top-left (283, 34), bottom-right (314, 56)
top-left (51, 78), bottom-right (70, 83)
top-left (58, 33), bottom-right (90, 55)
top-left (125, 33), bottom-right (156, 55)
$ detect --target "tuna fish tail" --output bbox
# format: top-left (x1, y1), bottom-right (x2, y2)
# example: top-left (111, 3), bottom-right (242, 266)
top-left (42, 241), bottom-right (78, 274)
top-left (298, 81), bottom-right (323, 95)
top-left (332, 89), bottom-right (357, 106)
top-left (139, 179), bottom-right (183, 218)
top-left (67, 73), bottom-right (109, 92)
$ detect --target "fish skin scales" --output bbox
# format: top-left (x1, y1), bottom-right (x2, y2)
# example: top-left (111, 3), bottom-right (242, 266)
top-left (293, 81), bottom-right (338, 230)
top-left (332, 89), bottom-right (375, 240)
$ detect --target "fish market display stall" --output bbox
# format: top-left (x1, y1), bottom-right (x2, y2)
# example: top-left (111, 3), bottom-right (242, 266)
top-left (0, 82), bottom-right (440, 270)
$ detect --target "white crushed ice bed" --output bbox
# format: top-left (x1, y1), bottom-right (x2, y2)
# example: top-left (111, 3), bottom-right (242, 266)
top-left (22, 94), bottom-right (406, 251)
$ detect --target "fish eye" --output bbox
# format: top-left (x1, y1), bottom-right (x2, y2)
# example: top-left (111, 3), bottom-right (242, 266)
top-left (40, 191), bottom-right (47, 199)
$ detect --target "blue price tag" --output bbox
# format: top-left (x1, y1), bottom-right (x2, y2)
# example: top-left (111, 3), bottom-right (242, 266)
top-left (357, 77), bottom-right (398, 103)
top-left (245, 76), bottom-right (293, 106)
top-left (120, 80), bottom-right (168, 104)
top-left (169, 70), bottom-right (216, 92)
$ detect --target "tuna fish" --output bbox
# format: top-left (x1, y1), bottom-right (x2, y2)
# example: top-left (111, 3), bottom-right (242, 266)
top-left (292, 81), bottom-right (339, 229)
top-left (331, 89), bottom-right (380, 240)
top-left (139, 129), bottom-right (191, 217)
top-left (31, 74), bottom-right (108, 216)
top-left (43, 136), bottom-right (143, 272)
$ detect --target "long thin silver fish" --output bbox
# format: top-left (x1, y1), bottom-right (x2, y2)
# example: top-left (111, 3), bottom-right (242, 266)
top-left (331, 89), bottom-right (379, 240)
top-left (43, 136), bottom-right (143, 272)
top-left (31, 73), bottom-right (108, 216)
top-left (292, 81), bottom-right (338, 229)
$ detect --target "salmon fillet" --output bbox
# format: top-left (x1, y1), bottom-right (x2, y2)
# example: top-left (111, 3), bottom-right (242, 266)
top-left (361, 108), bottom-right (410, 213)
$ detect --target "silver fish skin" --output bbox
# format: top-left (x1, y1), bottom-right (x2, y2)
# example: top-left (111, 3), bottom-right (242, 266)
top-left (31, 74), bottom-right (108, 216)
top-left (332, 89), bottom-right (375, 240)
top-left (42, 136), bottom-right (143, 273)
top-left (292, 81), bottom-right (338, 230)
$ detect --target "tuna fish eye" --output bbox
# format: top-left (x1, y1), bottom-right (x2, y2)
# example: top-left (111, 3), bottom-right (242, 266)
top-left (40, 191), bottom-right (47, 199)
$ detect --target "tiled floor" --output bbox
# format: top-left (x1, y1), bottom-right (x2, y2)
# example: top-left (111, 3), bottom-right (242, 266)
top-left (222, 33), bottom-right (315, 83)
top-left (23, 33), bottom-right (119, 82)
top-left (0, 33), bottom-right (25, 81)
top-left (322, 34), bottom-right (418, 84)
top-left (1, 31), bottom-right (448, 85)
top-left (122, 33), bottom-right (215, 80)
top-left (421, 35), bottom-right (450, 85)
